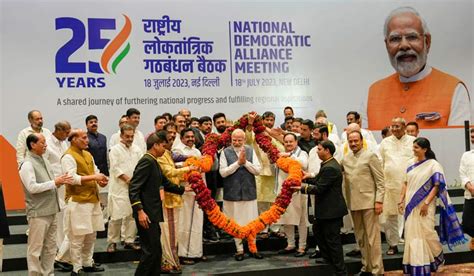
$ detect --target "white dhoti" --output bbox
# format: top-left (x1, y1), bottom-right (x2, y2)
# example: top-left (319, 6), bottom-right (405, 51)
top-left (277, 192), bottom-right (309, 250)
top-left (224, 200), bottom-right (258, 252)
top-left (65, 201), bottom-right (104, 273)
top-left (178, 191), bottom-right (203, 258)
top-left (107, 193), bottom-right (136, 244)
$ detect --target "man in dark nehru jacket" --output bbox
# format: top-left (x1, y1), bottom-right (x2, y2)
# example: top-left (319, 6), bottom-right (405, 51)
top-left (298, 140), bottom-right (348, 276)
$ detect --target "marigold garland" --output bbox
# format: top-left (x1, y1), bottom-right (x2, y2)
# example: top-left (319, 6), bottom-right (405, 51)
top-left (184, 113), bottom-right (302, 253)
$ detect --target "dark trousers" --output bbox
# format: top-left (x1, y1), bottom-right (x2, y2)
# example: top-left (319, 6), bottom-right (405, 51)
top-left (134, 218), bottom-right (162, 276)
top-left (314, 218), bottom-right (347, 276)
top-left (203, 171), bottom-right (220, 235)
top-left (462, 198), bottom-right (474, 237)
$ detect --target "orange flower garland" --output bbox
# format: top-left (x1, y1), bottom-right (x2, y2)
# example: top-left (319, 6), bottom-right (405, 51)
top-left (184, 113), bottom-right (302, 253)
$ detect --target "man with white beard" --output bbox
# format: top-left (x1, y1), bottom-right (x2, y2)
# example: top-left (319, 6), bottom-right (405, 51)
top-left (365, 6), bottom-right (471, 130)
top-left (220, 129), bottom-right (262, 261)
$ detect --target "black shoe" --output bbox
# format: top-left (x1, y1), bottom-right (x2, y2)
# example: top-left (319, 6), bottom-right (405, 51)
top-left (294, 251), bottom-right (306, 257)
top-left (55, 260), bottom-right (73, 272)
top-left (309, 250), bottom-right (321, 259)
top-left (83, 264), bottom-right (105, 272)
top-left (315, 258), bottom-right (330, 265)
top-left (71, 269), bottom-right (84, 276)
top-left (249, 252), bottom-right (264, 259)
top-left (203, 234), bottom-right (219, 243)
top-left (234, 253), bottom-right (245, 261)
top-left (278, 248), bottom-right (297, 255)
top-left (345, 249), bottom-right (362, 257)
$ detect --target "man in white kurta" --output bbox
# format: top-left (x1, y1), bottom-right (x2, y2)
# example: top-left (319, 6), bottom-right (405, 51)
top-left (219, 129), bottom-right (262, 260)
top-left (125, 108), bottom-right (147, 154)
top-left (43, 121), bottom-right (73, 270)
top-left (172, 128), bottom-right (204, 262)
top-left (16, 110), bottom-right (52, 166)
top-left (107, 125), bottom-right (142, 252)
top-left (379, 118), bottom-right (415, 255)
top-left (61, 129), bottom-right (108, 274)
top-left (109, 115), bottom-right (129, 148)
top-left (20, 133), bottom-right (73, 276)
top-left (276, 133), bottom-right (309, 257)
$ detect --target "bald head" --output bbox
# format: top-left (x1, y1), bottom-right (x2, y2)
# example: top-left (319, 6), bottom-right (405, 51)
top-left (27, 110), bottom-right (44, 131)
top-left (53, 121), bottom-right (71, 141)
top-left (346, 123), bottom-right (361, 134)
top-left (391, 117), bottom-right (406, 139)
top-left (315, 116), bottom-right (328, 125)
top-left (179, 108), bottom-right (191, 124)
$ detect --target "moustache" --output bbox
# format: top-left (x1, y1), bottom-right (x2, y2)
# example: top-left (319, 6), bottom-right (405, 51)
top-left (395, 50), bottom-right (418, 61)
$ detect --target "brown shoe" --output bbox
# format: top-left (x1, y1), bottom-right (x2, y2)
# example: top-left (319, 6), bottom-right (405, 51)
top-left (470, 238), bottom-right (474, 251)
top-left (107, 243), bottom-right (117, 253)
top-left (124, 242), bottom-right (141, 250)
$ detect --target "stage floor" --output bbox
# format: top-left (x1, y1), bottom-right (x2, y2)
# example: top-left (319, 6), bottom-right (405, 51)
top-left (2, 243), bottom-right (473, 275)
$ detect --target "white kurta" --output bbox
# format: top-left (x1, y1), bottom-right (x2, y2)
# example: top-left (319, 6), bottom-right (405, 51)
top-left (173, 143), bottom-right (204, 258)
top-left (61, 154), bottom-right (104, 235)
top-left (109, 131), bottom-right (120, 148)
top-left (219, 146), bottom-right (261, 232)
top-left (45, 134), bottom-right (69, 209)
top-left (16, 126), bottom-right (52, 166)
top-left (379, 134), bottom-right (415, 216)
top-left (108, 142), bottom-right (142, 220)
top-left (277, 147), bottom-right (309, 226)
top-left (459, 150), bottom-right (474, 200)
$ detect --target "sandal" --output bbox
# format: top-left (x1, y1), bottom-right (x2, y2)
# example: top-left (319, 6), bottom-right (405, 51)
top-left (386, 246), bottom-right (398, 255)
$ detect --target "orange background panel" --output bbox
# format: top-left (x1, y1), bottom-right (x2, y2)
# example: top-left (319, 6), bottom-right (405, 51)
top-left (0, 135), bottom-right (26, 210)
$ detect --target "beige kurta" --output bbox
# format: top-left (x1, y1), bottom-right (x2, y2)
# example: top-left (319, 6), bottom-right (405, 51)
top-left (245, 130), bottom-right (284, 203)
top-left (108, 142), bottom-right (142, 220)
top-left (379, 134), bottom-right (415, 216)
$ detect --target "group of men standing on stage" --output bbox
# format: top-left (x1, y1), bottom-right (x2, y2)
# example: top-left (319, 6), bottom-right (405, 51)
top-left (12, 103), bottom-right (473, 276)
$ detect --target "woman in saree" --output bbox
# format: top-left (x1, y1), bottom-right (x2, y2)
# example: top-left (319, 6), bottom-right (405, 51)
top-left (398, 137), bottom-right (466, 275)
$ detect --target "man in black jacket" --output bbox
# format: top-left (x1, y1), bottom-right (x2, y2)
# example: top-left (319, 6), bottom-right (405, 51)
top-left (298, 140), bottom-right (347, 276)
top-left (129, 131), bottom-right (190, 275)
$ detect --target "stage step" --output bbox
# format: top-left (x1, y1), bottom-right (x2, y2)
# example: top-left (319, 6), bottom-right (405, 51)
top-left (2, 243), bottom-right (473, 275)
top-left (1, 188), bottom-right (469, 273)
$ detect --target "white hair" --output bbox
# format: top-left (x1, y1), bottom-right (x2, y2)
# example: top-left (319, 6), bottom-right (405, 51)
top-left (384, 6), bottom-right (430, 37)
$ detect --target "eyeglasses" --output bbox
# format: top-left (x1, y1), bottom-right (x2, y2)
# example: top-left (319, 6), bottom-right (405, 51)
top-left (387, 32), bottom-right (424, 46)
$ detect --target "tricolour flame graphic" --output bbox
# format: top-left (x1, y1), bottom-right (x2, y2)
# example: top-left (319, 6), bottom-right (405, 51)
top-left (101, 14), bottom-right (132, 74)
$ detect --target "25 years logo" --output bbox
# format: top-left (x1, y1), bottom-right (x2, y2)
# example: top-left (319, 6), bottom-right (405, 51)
top-left (55, 14), bottom-right (131, 88)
